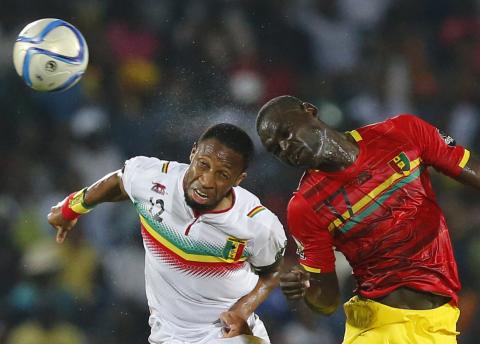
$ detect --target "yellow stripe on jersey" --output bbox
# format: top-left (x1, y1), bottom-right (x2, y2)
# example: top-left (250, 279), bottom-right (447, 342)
top-left (140, 215), bottom-right (248, 263)
top-left (459, 149), bottom-right (470, 168)
top-left (301, 264), bottom-right (321, 273)
top-left (328, 158), bottom-right (421, 231)
top-left (349, 130), bottom-right (363, 142)
top-left (247, 206), bottom-right (266, 218)
top-left (161, 162), bottom-right (170, 173)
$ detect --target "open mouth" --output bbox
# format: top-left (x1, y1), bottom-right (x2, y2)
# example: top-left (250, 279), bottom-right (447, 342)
top-left (191, 188), bottom-right (209, 204)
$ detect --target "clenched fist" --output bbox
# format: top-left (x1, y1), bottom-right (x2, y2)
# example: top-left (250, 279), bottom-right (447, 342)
top-left (219, 311), bottom-right (252, 338)
top-left (279, 267), bottom-right (311, 300)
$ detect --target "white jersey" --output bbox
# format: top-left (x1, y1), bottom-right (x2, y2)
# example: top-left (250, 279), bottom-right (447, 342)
top-left (122, 156), bottom-right (287, 344)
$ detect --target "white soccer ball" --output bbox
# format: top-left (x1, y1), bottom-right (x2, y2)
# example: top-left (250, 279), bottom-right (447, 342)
top-left (13, 18), bottom-right (89, 92)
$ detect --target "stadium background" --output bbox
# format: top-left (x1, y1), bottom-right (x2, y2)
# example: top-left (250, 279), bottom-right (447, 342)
top-left (1, 0), bottom-right (480, 343)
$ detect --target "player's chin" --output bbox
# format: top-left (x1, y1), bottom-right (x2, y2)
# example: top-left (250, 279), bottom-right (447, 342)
top-left (184, 193), bottom-right (216, 212)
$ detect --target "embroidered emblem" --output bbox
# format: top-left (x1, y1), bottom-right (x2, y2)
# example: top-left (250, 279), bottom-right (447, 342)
top-left (388, 152), bottom-right (411, 175)
top-left (223, 237), bottom-right (247, 261)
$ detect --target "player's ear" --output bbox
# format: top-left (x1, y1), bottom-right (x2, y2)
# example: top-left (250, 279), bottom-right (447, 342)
top-left (234, 172), bottom-right (247, 187)
top-left (190, 142), bottom-right (197, 162)
top-left (302, 102), bottom-right (318, 118)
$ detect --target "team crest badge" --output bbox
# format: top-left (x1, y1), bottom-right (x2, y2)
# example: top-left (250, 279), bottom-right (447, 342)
top-left (388, 152), bottom-right (411, 175)
top-left (223, 237), bottom-right (247, 261)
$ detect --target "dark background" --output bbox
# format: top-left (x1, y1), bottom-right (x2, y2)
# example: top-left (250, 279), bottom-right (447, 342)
top-left (1, 0), bottom-right (480, 343)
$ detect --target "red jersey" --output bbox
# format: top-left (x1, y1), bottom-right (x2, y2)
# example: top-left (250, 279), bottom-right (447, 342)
top-left (287, 114), bottom-right (471, 304)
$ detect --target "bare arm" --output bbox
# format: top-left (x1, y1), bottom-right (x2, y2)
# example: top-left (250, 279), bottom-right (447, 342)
top-left (82, 169), bottom-right (129, 205)
top-left (455, 155), bottom-right (480, 190)
top-left (280, 267), bottom-right (340, 315)
top-left (221, 264), bottom-right (281, 338)
top-left (47, 169), bottom-right (129, 243)
top-left (304, 271), bottom-right (340, 315)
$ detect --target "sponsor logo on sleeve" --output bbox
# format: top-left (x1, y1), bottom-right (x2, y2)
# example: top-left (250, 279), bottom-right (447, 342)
top-left (437, 129), bottom-right (456, 147)
top-left (151, 182), bottom-right (167, 195)
top-left (292, 236), bottom-right (305, 260)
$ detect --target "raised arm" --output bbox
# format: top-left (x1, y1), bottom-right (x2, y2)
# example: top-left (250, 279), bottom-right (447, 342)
top-left (47, 169), bottom-right (129, 243)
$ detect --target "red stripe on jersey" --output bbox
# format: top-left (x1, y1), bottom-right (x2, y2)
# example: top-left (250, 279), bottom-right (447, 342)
top-left (141, 225), bottom-right (245, 278)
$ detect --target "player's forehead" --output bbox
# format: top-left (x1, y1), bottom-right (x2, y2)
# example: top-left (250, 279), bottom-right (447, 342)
top-left (196, 139), bottom-right (243, 168)
top-left (259, 111), bottom-right (298, 139)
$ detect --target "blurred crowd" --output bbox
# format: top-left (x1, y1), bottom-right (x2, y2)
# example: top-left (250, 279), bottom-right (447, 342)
top-left (1, 0), bottom-right (480, 343)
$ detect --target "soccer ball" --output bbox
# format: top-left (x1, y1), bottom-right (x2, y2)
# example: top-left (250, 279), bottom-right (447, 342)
top-left (13, 18), bottom-right (89, 92)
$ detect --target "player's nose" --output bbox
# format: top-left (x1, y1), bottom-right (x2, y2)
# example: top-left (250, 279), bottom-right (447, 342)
top-left (199, 171), bottom-right (215, 188)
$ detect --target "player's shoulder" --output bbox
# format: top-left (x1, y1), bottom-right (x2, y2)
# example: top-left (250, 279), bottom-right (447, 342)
top-left (124, 156), bottom-right (185, 175)
top-left (388, 113), bottom-right (424, 128)
top-left (355, 113), bottom-right (421, 139)
top-left (233, 187), bottom-right (281, 228)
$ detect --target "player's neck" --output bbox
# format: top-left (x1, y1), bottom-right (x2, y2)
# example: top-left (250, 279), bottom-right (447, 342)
top-left (213, 190), bottom-right (234, 212)
top-left (312, 130), bottom-right (360, 172)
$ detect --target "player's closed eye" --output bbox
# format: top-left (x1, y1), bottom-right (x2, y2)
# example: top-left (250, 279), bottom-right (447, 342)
top-left (198, 160), bottom-right (209, 169)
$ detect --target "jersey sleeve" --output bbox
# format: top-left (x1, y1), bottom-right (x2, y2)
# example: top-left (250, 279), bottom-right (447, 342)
top-left (122, 156), bottom-right (157, 202)
top-left (248, 211), bottom-right (287, 274)
top-left (287, 193), bottom-right (335, 273)
top-left (393, 114), bottom-right (470, 177)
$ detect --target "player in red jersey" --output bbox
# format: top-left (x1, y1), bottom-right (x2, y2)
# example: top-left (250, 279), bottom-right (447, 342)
top-left (256, 95), bottom-right (480, 343)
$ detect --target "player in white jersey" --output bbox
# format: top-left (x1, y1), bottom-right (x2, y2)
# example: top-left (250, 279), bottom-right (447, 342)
top-left (48, 124), bottom-right (287, 344)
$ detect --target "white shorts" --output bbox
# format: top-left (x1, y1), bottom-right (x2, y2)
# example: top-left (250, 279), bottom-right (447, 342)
top-left (148, 313), bottom-right (270, 344)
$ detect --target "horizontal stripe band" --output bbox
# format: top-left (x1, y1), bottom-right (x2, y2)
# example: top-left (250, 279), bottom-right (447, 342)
top-left (301, 264), bottom-right (321, 273)
top-left (339, 167), bottom-right (422, 233)
top-left (140, 215), bottom-right (247, 263)
top-left (328, 158), bottom-right (421, 231)
top-left (247, 206), bottom-right (265, 218)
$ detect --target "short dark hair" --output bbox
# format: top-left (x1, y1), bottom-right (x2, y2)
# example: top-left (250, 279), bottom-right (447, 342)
top-left (256, 95), bottom-right (303, 131)
top-left (198, 123), bottom-right (254, 170)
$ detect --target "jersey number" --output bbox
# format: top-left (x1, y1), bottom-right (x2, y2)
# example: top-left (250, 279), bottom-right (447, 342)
top-left (316, 187), bottom-right (355, 224)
